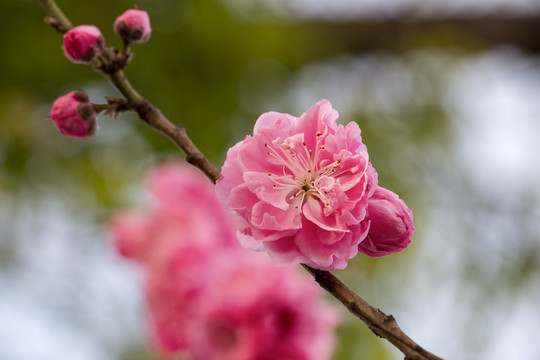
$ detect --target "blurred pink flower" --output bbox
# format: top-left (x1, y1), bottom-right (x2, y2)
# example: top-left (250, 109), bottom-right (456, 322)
top-left (63, 25), bottom-right (104, 63)
top-left (109, 163), bottom-right (237, 263)
top-left (216, 99), bottom-right (379, 270)
top-left (108, 163), bottom-right (340, 359)
top-left (114, 9), bottom-right (152, 44)
top-left (192, 253), bottom-right (339, 360)
top-left (49, 90), bottom-right (97, 138)
top-left (358, 186), bottom-right (414, 257)
top-left (108, 164), bottom-right (238, 351)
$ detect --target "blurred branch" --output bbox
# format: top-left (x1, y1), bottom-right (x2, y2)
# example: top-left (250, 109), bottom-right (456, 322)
top-left (301, 16), bottom-right (540, 55)
top-left (37, 1), bottom-right (442, 359)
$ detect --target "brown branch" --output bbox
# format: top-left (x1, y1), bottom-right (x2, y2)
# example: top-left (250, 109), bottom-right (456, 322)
top-left (132, 99), bottom-right (221, 182)
top-left (36, 0), bottom-right (220, 183)
top-left (37, 1), bottom-right (443, 359)
top-left (106, 72), bottom-right (220, 181)
top-left (306, 16), bottom-right (540, 55)
top-left (303, 265), bottom-right (442, 360)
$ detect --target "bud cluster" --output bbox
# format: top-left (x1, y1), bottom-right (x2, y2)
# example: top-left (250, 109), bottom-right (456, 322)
top-left (51, 8), bottom-right (152, 139)
top-left (62, 8), bottom-right (151, 65)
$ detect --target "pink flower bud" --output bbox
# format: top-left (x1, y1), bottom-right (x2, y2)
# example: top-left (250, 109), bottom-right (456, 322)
top-left (50, 91), bottom-right (97, 139)
top-left (358, 186), bottom-right (414, 257)
top-left (63, 25), bottom-right (104, 64)
top-left (114, 9), bottom-right (151, 44)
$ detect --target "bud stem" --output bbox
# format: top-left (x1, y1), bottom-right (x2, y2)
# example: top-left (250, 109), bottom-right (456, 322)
top-left (37, 0), bottom-right (73, 33)
top-left (108, 70), bottom-right (142, 105)
top-left (92, 103), bottom-right (109, 113)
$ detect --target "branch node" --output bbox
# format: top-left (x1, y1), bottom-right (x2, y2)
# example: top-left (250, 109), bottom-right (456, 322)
top-left (349, 301), bottom-right (360, 313)
top-left (44, 16), bottom-right (69, 33)
top-left (185, 154), bottom-right (199, 166)
top-left (133, 99), bottom-right (154, 123)
top-left (102, 97), bottom-right (130, 118)
top-left (380, 311), bottom-right (395, 323)
top-left (95, 48), bottom-right (133, 74)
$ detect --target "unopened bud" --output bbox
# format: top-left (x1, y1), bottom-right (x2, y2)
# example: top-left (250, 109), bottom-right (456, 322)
top-left (50, 91), bottom-right (97, 139)
top-left (63, 25), bottom-right (104, 64)
top-left (114, 9), bottom-right (151, 45)
top-left (358, 186), bottom-right (414, 257)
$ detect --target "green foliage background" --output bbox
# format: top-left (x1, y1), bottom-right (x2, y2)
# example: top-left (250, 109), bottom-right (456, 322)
top-left (2, 1), bottom-right (540, 359)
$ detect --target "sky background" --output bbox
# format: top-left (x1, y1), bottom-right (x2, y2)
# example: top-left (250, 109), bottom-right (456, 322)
top-left (1, 0), bottom-right (540, 359)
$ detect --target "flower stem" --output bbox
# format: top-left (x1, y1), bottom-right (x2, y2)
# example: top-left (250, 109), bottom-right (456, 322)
top-left (92, 103), bottom-right (109, 113)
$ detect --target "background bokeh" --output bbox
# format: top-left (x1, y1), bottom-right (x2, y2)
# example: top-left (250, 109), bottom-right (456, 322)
top-left (1, 0), bottom-right (540, 359)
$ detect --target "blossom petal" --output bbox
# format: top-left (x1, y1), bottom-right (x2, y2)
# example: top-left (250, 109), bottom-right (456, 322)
top-left (254, 111), bottom-right (295, 138)
top-left (293, 99), bottom-right (338, 152)
top-left (215, 141), bottom-right (244, 204)
top-left (237, 231), bottom-right (265, 251)
top-left (243, 171), bottom-right (293, 210)
top-left (293, 220), bottom-right (348, 268)
top-left (263, 236), bottom-right (305, 266)
top-left (303, 197), bottom-right (348, 232)
top-left (237, 135), bottom-right (282, 174)
top-left (251, 201), bottom-right (302, 231)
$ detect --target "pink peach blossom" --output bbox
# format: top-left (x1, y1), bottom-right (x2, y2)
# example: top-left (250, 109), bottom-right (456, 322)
top-left (216, 99), bottom-right (379, 270)
top-left (114, 9), bottom-right (152, 44)
top-left (63, 25), bottom-right (104, 63)
top-left (358, 186), bottom-right (414, 257)
top-left (49, 90), bottom-right (97, 138)
top-left (108, 163), bottom-right (340, 358)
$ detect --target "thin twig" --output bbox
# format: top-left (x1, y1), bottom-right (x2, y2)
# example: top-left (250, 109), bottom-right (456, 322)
top-left (36, 1), bottom-right (443, 359)
top-left (38, 0), bottom-right (72, 32)
top-left (132, 99), bottom-right (221, 182)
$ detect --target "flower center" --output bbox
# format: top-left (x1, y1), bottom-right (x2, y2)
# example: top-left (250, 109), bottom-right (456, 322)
top-left (264, 133), bottom-right (344, 210)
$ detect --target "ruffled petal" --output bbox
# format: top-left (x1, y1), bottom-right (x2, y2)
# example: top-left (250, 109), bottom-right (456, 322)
top-left (264, 236), bottom-right (305, 266)
top-left (254, 111), bottom-right (295, 138)
top-left (243, 171), bottom-right (294, 211)
top-left (251, 201), bottom-right (302, 231)
top-left (294, 219), bottom-right (350, 268)
top-left (237, 231), bottom-right (265, 251)
top-left (215, 141), bottom-right (244, 204)
top-left (293, 99), bottom-right (338, 152)
top-left (303, 197), bottom-right (348, 232)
